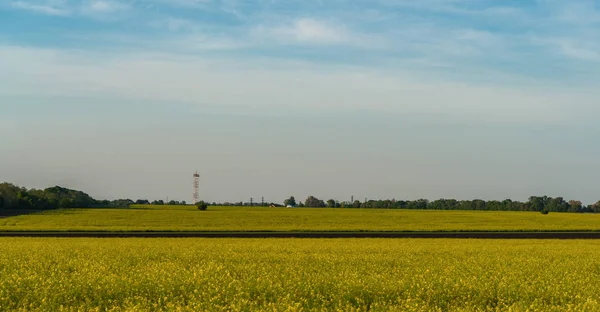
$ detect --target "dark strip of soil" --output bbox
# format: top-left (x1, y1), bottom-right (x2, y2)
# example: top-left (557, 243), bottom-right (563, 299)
top-left (0, 210), bottom-right (43, 217)
top-left (2, 232), bottom-right (600, 239)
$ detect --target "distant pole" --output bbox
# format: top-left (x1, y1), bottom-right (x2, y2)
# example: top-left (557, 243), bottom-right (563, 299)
top-left (261, 197), bottom-right (264, 206)
top-left (250, 198), bottom-right (253, 206)
top-left (193, 171), bottom-right (200, 204)
top-left (351, 195), bottom-right (354, 203)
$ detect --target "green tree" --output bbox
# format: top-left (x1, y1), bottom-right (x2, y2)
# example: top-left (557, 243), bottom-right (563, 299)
top-left (407, 199), bottom-right (429, 209)
top-left (284, 196), bottom-right (297, 207)
top-left (473, 199), bottom-right (486, 210)
top-left (305, 196), bottom-right (325, 208)
top-left (528, 196), bottom-right (548, 212)
top-left (568, 200), bottom-right (582, 213)
top-left (196, 201), bottom-right (208, 211)
top-left (592, 201), bottom-right (600, 213)
top-left (547, 197), bottom-right (568, 212)
top-left (0, 183), bottom-right (97, 210)
top-left (501, 199), bottom-right (514, 211)
top-left (326, 199), bottom-right (336, 208)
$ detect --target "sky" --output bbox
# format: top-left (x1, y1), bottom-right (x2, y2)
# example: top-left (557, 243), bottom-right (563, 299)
top-left (1, 0), bottom-right (599, 204)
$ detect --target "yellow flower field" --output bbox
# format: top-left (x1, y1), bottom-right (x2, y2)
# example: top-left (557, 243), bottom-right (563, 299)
top-left (1, 238), bottom-right (600, 311)
top-left (3, 206), bottom-right (600, 232)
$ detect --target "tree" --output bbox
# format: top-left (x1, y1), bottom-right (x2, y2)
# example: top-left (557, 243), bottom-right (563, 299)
top-left (501, 199), bottom-right (514, 211)
top-left (547, 197), bottom-right (568, 212)
top-left (592, 201), bottom-right (600, 213)
top-left (284, 196), bottom-right (297, 207)
top-left (305, 196), bottom-right (326, 208)
top-left (196, 201), bottom-right (208, 211)
top-left (109, 199), bottom-right (134, 208)
top-left (407, 199), bottom-right (429, 209)
top-left (568, 200), bottom-right (582, 213)
top-left (326, 199), bottom-right (336, 208)
top-left (528, 196), bottom-right (547, 212)
top-left (473, 199), bottom-right (486, 210)
top-left (487, 200), bottom-right (501, 211)
top-left (0, 183), bottom-right (99, 210)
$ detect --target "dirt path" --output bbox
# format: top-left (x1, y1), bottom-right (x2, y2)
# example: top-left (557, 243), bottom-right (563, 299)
top-left (2, 231), bottom-right (600, 239)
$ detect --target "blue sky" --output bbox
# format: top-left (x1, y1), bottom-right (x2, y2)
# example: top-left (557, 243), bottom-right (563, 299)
top-left (1, 0), bottom-right (599, 204)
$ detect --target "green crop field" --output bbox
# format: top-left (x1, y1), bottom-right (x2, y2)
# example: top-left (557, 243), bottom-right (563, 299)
top-left (1, 205), bottom-right (600, 232)
top-left (1, 238), bottom-right (600, 311)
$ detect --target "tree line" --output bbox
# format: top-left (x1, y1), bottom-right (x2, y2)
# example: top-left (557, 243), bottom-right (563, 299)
top-left (2, 182), bottom-right (600, 213)
top-left (95, 199), bottom-right (188, 208)
top-left (0, 183), bottom-right (95, 210)
top-left (0, 183), bottom-right (189, 210)
top-left (280, 196), bottom-right (600, 213)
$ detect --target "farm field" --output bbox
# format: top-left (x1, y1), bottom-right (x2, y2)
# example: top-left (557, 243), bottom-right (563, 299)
top-left (1, 238), bottom-right (600, 311)
top-left (2, 205), bottom-right (600, 232)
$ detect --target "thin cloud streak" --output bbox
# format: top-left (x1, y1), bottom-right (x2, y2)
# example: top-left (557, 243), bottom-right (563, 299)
top-left (9, 0), bottom-right (129, 17)
top-left (11, 0), bottom-right (69, 16)
top-left (256, 18), bottom-right (348, 45)
top-left (85, 0), bottom-right (129, 13)
top-left (0, 44), bottom-right (594, 125)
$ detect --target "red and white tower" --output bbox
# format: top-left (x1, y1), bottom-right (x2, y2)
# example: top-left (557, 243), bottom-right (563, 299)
top-left (193, 171), bottom-right (200, 204)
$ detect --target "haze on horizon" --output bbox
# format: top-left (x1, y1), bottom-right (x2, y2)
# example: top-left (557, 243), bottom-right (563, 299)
top-left (1, 0), bottom-right (599, 204)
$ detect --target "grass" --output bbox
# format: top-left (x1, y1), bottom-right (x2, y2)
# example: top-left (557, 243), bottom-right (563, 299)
top-left (2, 238), bottom-right (600, 311)
top-left (1, 205), bottom-right (600, 232)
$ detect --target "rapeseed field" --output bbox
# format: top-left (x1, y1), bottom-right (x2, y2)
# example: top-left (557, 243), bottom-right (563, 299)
top-left (1, 238), bottom-right (600, 311)
top-left (2, 206), bottom-right (600, 232)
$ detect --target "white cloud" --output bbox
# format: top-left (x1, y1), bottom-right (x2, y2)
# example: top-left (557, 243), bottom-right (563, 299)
top-left (11, 1), bottom-right (69, 16)
top-left (554, 1), bottom-right (600, 26)
top-left (250, 18), bottom-right (388, 49)
top-left (83, 0), bottom-right (128, 14)
top-left (151, 0), bottom-right (211, 8)
top-left (10, 0), bottom-right (129, 16)
top-left (164, 18), bottom-right (197, 31)
top-left (0, 44), bottom-right (595, 125)
top-left (559, 42), bottom-right (600, 62)
top-left (254, 18), bottom-right (349, 45)
top-left (532, 37), bottom-right (600, 62)
top-left (374, 0), bottom-right (524, 18)
top-left (292, 19), bottom-right (346, 43)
